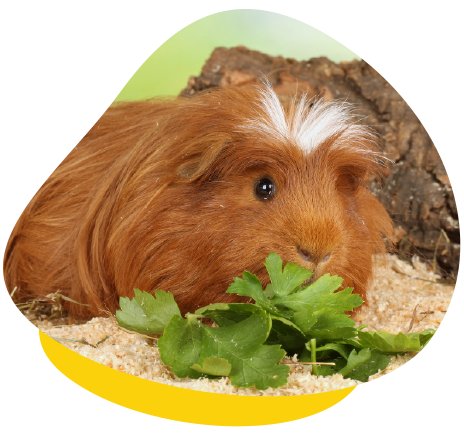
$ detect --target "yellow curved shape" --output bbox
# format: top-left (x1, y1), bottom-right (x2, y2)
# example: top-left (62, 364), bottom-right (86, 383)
top-left (40, 331), bottom-right (355, 426)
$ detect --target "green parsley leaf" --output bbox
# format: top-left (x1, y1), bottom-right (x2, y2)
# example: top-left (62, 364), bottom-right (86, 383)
top-left (226, 273), bottom-right (279, 314)
top-left (303, 310), bottom-right (358, 341)
top-left (191, 357), bottom-right (232, 377)
top-left (158, 304), bottom-right (289, 389)
top-left (357, 329), bottom-right (435, 353)
top-left (158, 315), bottom-right (204, 378)
top-left (315, 342), bottom-right (352, 360)
top-left (265, 252), bottom-right (313, 297)
top-left (267, 315), bottom-right (307, 352)
top-left (273, 278), bottom-right (362, 342)
top-left (339, 348), bottom-right (391, 382)
top-left (116, 289), bottom-right (181, 335)
top-left (196, 302), bottom-right (266, 325)
top-left (273, 276), bottom-right (362, 313)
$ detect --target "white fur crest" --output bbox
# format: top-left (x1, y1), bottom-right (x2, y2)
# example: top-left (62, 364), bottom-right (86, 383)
top-left (246, 84), bottom-right (375, 154)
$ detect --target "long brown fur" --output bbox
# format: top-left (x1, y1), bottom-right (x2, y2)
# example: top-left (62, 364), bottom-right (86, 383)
top-left (3, 84), bottom-right (393, 319)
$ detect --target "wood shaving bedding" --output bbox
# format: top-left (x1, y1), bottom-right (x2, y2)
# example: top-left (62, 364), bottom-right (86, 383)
top-left (36, 254), bottom-right (454, 396)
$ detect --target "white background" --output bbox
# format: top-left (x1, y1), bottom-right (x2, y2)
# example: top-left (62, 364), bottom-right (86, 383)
top-left (1, 1), bottom-right (463, 432)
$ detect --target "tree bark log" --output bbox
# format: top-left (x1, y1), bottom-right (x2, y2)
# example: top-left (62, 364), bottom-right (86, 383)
top-left (181, 47), bottom-right (459, 279)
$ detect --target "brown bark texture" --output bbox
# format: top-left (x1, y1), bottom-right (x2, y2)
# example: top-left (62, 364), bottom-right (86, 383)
top-left (181, 46), bottom-right (459, 279)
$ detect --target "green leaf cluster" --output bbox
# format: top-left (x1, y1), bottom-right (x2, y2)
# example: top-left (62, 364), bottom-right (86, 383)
top-left (116, 253), bottom-right (435, 389)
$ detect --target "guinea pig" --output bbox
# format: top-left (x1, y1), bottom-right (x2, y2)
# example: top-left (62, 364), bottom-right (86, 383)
top-left (3, 83), bottom-right (393, 319)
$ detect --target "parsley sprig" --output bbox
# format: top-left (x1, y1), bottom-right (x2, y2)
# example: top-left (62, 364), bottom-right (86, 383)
top-left (116, 253), bottom-right (434, 389)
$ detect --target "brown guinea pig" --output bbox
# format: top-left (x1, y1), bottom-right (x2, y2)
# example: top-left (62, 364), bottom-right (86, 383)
top-left (3, 83), bottom-right (393, 319)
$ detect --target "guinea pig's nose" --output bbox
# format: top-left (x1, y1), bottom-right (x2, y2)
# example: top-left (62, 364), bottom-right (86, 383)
top-left (296, 246), bottom-right (331, 265)
top-left (296, 246), bottom-right (315, 263)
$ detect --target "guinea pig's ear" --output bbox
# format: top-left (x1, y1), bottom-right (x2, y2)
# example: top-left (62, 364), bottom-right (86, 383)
top-left (336, 166), bottom-right (362, 194)
top-left (176, 136), bottom-right (230, 182)
top-left (334, 152), bottom-right (389, 195)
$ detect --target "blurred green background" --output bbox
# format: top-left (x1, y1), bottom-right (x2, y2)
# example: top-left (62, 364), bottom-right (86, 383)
top-left (116, 9), bottom-right (358, 101)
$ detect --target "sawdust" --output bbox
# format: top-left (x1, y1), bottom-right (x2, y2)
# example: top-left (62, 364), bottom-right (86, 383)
top-left (35, 254), bottom-right (454, 396)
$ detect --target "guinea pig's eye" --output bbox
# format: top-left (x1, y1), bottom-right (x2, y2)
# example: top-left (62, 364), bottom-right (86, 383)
top-left (254, 177), bottom-right (276, 201)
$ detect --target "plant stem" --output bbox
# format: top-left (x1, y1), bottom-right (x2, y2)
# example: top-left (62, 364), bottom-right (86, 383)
top-left (310, 338), bottom-right (318, 376)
